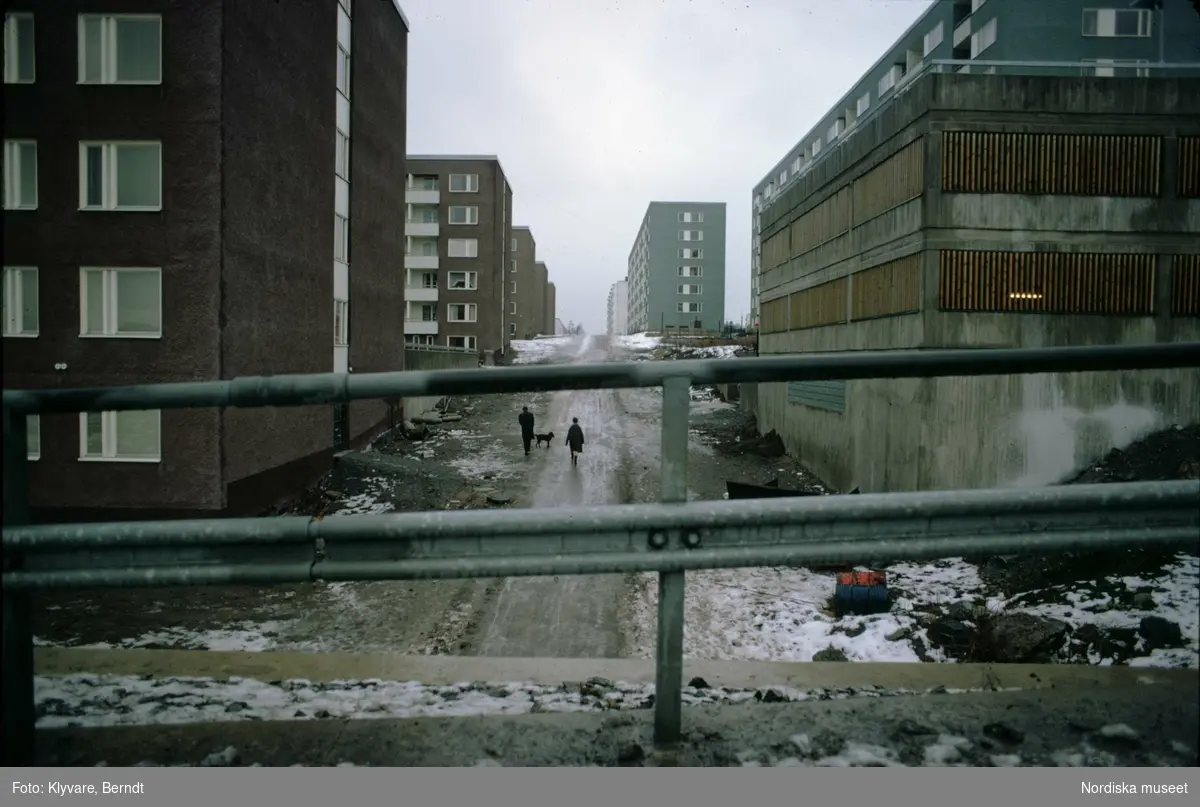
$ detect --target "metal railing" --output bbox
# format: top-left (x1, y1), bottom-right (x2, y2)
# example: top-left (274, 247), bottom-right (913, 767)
top-left (4, 342), bottom-right (1200, 766)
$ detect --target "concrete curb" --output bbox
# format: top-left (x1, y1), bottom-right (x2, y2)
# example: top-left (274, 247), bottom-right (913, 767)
top-left (34, 647), bottom-right (1199, 691)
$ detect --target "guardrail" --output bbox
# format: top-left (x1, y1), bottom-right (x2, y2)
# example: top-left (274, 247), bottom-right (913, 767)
top-left (4, 342), bottom-right (1200, 765)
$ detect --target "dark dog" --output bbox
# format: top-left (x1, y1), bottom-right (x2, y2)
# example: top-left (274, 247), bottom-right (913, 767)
top-left (535, 432), bottom-right (555, 448)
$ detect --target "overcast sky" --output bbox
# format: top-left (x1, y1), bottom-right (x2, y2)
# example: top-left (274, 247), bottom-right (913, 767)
top-left (403, 0), bottom-right (935, 333)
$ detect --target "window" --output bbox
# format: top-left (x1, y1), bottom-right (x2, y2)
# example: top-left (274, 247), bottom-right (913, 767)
top-left (334, 299), bottom-right (348, 346)
top-left (406, 334), bottom-right (434, 345)
top-left (409, 238), bottom-right (437, 257)
top-left (335, 129), bottom-right (350, 179)
top-left (1082, 8), bottom-right (1152, 37)
top-left (80, 410), bottom-right (161, 462)
top-left (4, 13), bottom-right (35, 83)
top-left (677, 302), bottom-right (703, 314)
top-left (827, 119), bottom-right (844, 142)
top-left (791, 157), bottom-right (801, 175)
top-left (509, 322), bottom-right (516, 336)
top-left (879, 65), bottom-right (902, 95)
top-left (678, 211), bottom-right (705, 223)
top-left (334, 214), bottom-right (349, 262)
top-left (412, 303), bottom-right (437, 322)
top-left (339, 0), bottom-right (352, 16)
top-left (510, 259), bottom-right (517, 273)
top-left (511, 238), bottom-right (518, 251)
top-left (409, 205), bottom-right (437, 223)
top-left (448, 205), bottom-right (479, 225)
top-left (410, 174), bottom-right (438, 190)
top-left (78, 15), bottom-right (162, 85)
top-left (923, 21), bottom-right (944, 56)
top-left (447, 238), bottom-right (478, 258)
top-left (447, 303), bottom-right (477, 323)
top-left (447, 270), bottom-right (478, 290)
top-left (336, 44), bottom-right (351, 97)
top-left (857, 92), bottom-right (870, 116)
top-left (448, 335), bottom-right (476, 350)
top-left (26, 414), bottom-right (39, 460)
top-left (811, 139), bottom-right (822, 157)
top-left (79, 267), bottom-right (162, 338)
top-left (510, 280), bottom-right (517, 294)
top-left (679, 248), bottom-right (704, 259)
top-left (79, 141), bottom-right (161, 210)
top-left (678, 230), bottom-right (704, 241)
top-left (3, 140), bottom-right (36, 209)
top-left (678, 284), bottom-right (703, 295)
top-left (678, 266), bottom-right (703, 278)
top-left (409, 271), bottom-right (436, 289)
top-left (970, 17), bottom-right (997, 56)
top-left (3, 266), bottom-right (38, 336)
top-left (448, 173), bottom-right (479, 192)
top-left (510, 301), bottom-right (517, 315)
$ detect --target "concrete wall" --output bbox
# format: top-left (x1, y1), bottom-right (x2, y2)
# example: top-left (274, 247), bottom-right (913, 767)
top-left (401, 346), bottom-right (479, 418)
top-left (755, 73), bottom-right (1200, 494)
top-left (645, 202), bottom-right (728, 333)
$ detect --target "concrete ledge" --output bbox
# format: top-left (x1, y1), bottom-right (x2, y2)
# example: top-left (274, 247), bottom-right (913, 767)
top-left (34, 684), bottom-right (1200, 767)
top-left (34, 648), bottom-right (1199, 693)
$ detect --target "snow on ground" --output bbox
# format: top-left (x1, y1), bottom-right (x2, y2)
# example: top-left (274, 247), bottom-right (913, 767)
top-left (625, 554), bottom-right (1199, 668)
top-left (32, 672), bottom-right (1003, 730)
top-left (613, 332), bottom-right (662, 351)
top-left (509, 335), bottom-right (577, 365)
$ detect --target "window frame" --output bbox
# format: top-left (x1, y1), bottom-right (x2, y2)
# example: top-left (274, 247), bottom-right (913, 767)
top-left (677, 301), bottom-right (703, 314)
top-left (335, 128), bottom-right (350, 180)
top-left (447, 335), bottom-right (477, 350)
top-left (77, 13), bottom-right (163, 86)
top-left (447, 302), bottom-right (478, 323)
top-left (334, 298), bottom-right (349, 346)
top-left (78, 409), bottom-right (162, 463)
top-left (447, 205), bottom-right (479, 225)
top-left (678, 266), bottom-right (703, 278)
top-left (677, 283), bottom-right (703, 295)
top-left (78, 140), bottom-right (163, 212)
top-left (78, 266), bottom-right (163, 339)
top-left (26, 414), bottom-right (40, 461)
top-left (3, 265), bottom-right (39, 337)
top-left (3, 139), bottom-right (38, 210)
top-left (336, 42), bottom-right (351, 98)
top-left (446, 270), bottom-right (478, 291)
top-left (334, 213), bottom-right (349, 262)
top-left (447, 238), bottom-right (479, 258)
top-left (448, 173), bottom-right (479, 193)
top-left (4, 12), bottom-right (35, 84)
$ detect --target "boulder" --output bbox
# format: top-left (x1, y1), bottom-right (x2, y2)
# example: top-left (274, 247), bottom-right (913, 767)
top-left (1138, 616), bottom-right (1183, 651)
top-left (987, 613), bottom-right (1070, 663)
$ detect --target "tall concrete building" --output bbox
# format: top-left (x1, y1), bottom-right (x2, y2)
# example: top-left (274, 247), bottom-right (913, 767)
top-left (749, 0), bottom-right (1200, 325)
top-left (403, 156), bottom-right (512, 358)
top-left (509, 227), bottom-right (553, 340)
top-left (543, 280), bottom-right (557, 335)
top-left (607, 280), bottom-right (629, 336)
top-left (2, 0), bottom-right (409, 521)
top-left (748, 68), bottom-right (1199, 495)
top-left (627, 202), bottom-right (727, 333)
top-left (532, 261), bottom-right (549, 336)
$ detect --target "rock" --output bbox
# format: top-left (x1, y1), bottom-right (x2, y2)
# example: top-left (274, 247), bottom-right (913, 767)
top-left (687, 676), bottom-right (710, 689)
top-left (843, 623), bottom-right (867, 638)
top-left (926, 618), bottom-right (975, 654)
top-left (440, 414), bottom-right (463, 423)
top-left (983, 722), bottom-right (1025, 745)
top-left (1131, 592), bottom-right (1156, 611)
top-left (322, 489), bottom-right (343, 501)
top-left (892, 719), bottom-right (935, 738)
top-left (812, 646), bottom-right (849, 662)
top-left (988, 613), bottom-right (1070, 663)
top-left (757, 688), bottom-right (788, 703)
top-left (943, 601), bottom-right (977, 622)
top-left (617, 743), bottom-right (645, 766)
top-left (885, 627), bottom-right (912, 642)
top-left (1138, 616), bottom-right (1183, 651)
top-left (224, 701), bottom-right (249, 713)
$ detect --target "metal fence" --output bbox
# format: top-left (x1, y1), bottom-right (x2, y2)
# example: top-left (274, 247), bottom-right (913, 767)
top-left (4, 342), bottom-right (1200, 765)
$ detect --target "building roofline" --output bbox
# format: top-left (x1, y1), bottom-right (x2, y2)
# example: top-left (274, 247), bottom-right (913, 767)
top-left (535, 260), bottom-right (548, 268)
top-left (512, 225), bottom-right (532, 231)
top-left (753, 1), bottom-right (939, 190)
top-left (389, 1), bottom-right (411, 31)
top-left (407, 154), bottom-right (512, 189)
top-left (647, 200), bottom-right (728, 207)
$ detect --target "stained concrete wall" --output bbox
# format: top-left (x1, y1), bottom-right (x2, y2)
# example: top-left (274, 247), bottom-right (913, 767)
top-left (401, 346), bottom-right (478, 419)
top-left (755, 73), bottom-right (1200, 493)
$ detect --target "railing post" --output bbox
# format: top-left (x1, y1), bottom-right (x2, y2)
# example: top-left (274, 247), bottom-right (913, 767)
top-left (2, 406), bottom-right (34, 765)
top-left (654, 376), bottom-right (690, 752)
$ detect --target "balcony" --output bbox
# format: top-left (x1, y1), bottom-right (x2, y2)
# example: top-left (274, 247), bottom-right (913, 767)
top-left (953, 18), bottom-right (971, 47)
top-left (406, 221), bottom-right (439, 238)
top-left (405, 286), bottom-right (439, 303)
top-left (405, 254), bottom-right (439, 270)
top-left (406, 189), bottom-right (440, 205)
top-left (404, 318), bottom-right (439, 335)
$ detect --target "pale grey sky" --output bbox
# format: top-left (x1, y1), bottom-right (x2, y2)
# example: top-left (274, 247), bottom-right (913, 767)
top-left (403, 0), bottom-right (935, 333)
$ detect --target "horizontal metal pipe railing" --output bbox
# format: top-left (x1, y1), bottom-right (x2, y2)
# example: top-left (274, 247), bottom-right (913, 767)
top-left (4, 342), bottom-right (1199, 414)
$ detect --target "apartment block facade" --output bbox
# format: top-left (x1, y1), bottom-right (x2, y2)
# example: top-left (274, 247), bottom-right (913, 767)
top-left (2, 0), bottom-right (409, 521)
top-left (543, 280), bottom-right (557, 335)
top-left (607, 279), bottom-right (629, 336)
top-left (508, 226), bottom-right (553, 340)
top-left (533, 261), bottom-right (550, 336)
top-left (403, 156), bottom-right (513, 357)
top-left (627, 202), bottom-right (727, 333)
top-left (749, 0), bottom-right (1200, 324)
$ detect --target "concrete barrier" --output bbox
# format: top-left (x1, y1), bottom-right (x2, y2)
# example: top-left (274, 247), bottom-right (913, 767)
top-left (402, 346), bottom-right (479, 418)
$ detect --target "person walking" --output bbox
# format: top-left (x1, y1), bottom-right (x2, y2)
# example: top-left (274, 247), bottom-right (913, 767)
top-left (518, 406), bottom-right (535, 455)
top-left (565, 417), bottom-right (585, 465)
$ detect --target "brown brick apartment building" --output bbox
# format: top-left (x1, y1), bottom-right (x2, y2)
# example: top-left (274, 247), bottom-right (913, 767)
top-left (403, 156), bottom-right (514, 357)
top-left (509, 226), bottom-right (554, 340)
top-left (2, 0), bottom-right (410, 521)
top-left (543, 279), bottom-right (557, 334)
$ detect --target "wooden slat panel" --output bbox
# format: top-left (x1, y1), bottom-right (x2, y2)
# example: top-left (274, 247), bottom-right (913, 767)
top-left (762, 229), bottom-right (791, 271)
top-left (760, 296), bottom-right (789, 334)
top-left (788, 187), bottom-right (851, 257)
top-left (789, 277), bottom-right (848, 329)
top-left (1172, 254), bottom-right (1200, 317)
top-left (852, 138), bottom-right (925, 224)
top-left (1179, 138), bottom-right (1200, 198)
top-left (787, 380), bottom-right (846, 413)
top-left (851, 254), bottom-right (921, 321)
top-left (937, 250), bottom-right (1156, 314)
top-left (942, 132), bottom-right (1163, 197)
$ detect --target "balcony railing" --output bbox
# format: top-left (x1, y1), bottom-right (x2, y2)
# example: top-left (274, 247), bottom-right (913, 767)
top-left (3, 341), bottom-right (1200, 764)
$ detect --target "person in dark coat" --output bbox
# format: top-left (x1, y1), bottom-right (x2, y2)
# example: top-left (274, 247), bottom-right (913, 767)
top-left (518, 406), bottom-right (535, 455)
top-left (565, 417), bottom-right (585, 465)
